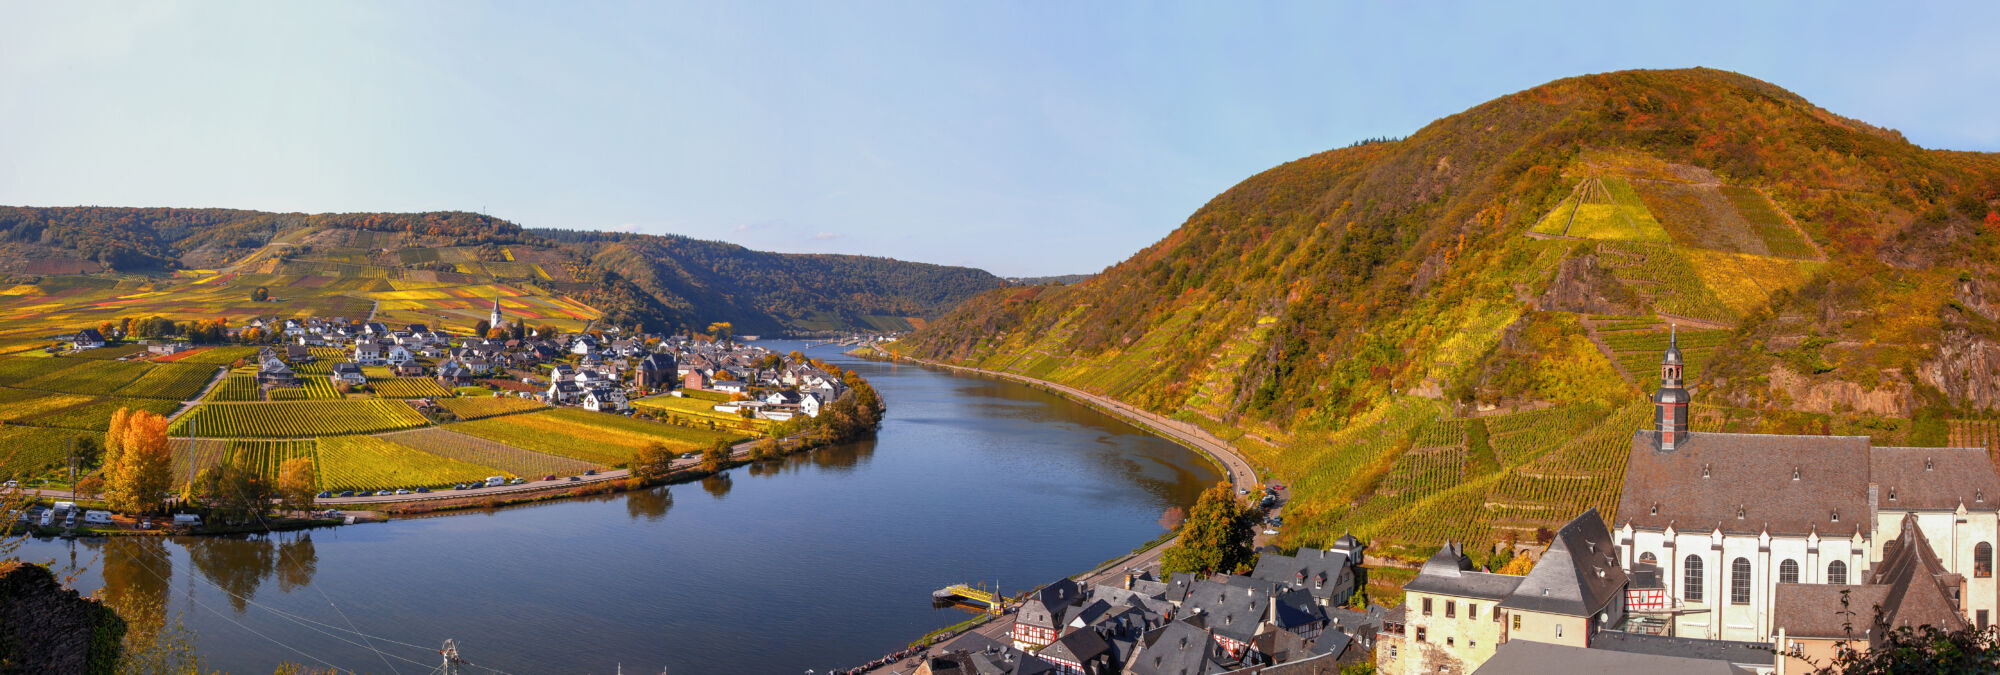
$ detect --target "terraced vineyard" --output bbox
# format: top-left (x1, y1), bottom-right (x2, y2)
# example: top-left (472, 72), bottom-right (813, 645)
top-left (1485, 401), bottom-right (1648, 541)
top-left (1952, 420), bottom-right (2000, 461)
top-left (1485, 404), bottom-right (1608, 465)
top-left (171, 400), bottom-right (429, 438)
top-left (316, 434), bottom-right (497, 492)
top-left (27, 396), bottom-right (181, 431)
top-left (172, 346), bottom-right (260, 365)
top-left (1601, 327), bottom-right (1729, 383)
top-left (17, 359), bottom-right (152, 396)
top-left (371, 378), bottom-right (453, 399)
top-left (435, 395), bottom-right (545, 420)
top-left (381, 428), bottom-right (599, 477)
top-left (170, 439), bottom-right (230, 487)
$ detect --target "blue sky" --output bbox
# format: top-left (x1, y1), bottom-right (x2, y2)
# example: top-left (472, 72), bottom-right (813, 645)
top-left (2, 2), bottom-right (1996, 276)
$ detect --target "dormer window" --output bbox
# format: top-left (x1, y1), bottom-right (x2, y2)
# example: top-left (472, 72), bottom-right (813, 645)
top-left (1737, 506), bottom-right (1746, 519)
top-left (1651, 503), bottom-right (1659, 515)
top-left (1831, 510), bottom-right (1839, 522)
top-left (1703, 464), bottom-right (1712, 478)
top-left (1793, 467), bottom-right (1801, 481)
top-left (1889, 489), bottom-right (1897, 502)
top-left (1927, 458), bottom-right (1935, 471)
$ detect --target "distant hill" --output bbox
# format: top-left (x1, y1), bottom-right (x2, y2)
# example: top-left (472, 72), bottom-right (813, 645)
top-left (0, 207), bottom-right (1003, 335)
top-left (894, 68), bottom-right (2000, 558)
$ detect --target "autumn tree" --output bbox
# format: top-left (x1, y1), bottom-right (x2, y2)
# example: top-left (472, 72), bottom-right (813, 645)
top-left (703, 438), bottom-right (731, 472)
top-left (105, 410), bottom-right (172, 515)
top-left (97, 321), bottom-right (117, 341)
top-left (472, 319), bottom-right (491, 338)
top-left (1160, 483), bottom-right (1255, 579)
top-left (508, 322), bottom-right (526, 340)
top-left (706, 321), bottom-right (733, 342)
top-left (536, 324), bottom-right (559, 340)
top-left (630, 442), bottom-right (676, 482)
top-left (1159, 506), bottom-right (1186, 531)
top-left (753, 436), bottom-right (780, 461)
top-left (251, 286), bottom-right (269, 302)
top-left (486, 327), bottom-right (508, 339)
top-left (277, 457), bottom-right (317, 513)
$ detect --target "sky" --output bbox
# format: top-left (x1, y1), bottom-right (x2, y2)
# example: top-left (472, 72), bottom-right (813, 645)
top-left (2, 2), bottom-right (1997, 277)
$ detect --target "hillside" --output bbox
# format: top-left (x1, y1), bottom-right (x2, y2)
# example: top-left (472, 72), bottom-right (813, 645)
top-left (0, 207), bottom-right (1002, 335)
top-left (893, 68), bottom-right (2000, 559)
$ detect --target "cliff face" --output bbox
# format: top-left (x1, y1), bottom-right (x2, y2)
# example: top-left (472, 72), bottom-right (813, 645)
top-left (0, 562), bottom-right (126, 674)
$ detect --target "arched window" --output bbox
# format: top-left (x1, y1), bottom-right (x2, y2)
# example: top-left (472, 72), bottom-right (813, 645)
top-left (1684, 555), bottom-right (1705, 602)
top-left (1828, 560), bottom-right (1847, 585)
top-left (1730, 558), bottom-right (1752, 605)
top-left (1978, 543), bottom-right (1993, 579)
top-left (1640, 552), bottom-right (1657, 566)
top-left (1780, 559), bottom-right (1799, 584)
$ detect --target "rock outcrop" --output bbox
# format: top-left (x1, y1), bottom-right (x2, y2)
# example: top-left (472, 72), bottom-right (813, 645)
top-left (0, 562), bottom-right (125, 675)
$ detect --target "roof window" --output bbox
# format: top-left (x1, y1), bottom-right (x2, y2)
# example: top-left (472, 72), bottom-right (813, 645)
top-left (1702, 464), bottom-right (1712, 479)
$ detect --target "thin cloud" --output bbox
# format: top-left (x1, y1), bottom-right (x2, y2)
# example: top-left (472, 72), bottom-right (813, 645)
top-left (813, 231), bottom-right (843, 240)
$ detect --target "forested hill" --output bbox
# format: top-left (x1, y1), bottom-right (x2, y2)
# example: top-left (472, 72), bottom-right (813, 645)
top-left (0, 206), bottom-right (1003, 335)
top-left (894, 68), bottom-right (2000, 559)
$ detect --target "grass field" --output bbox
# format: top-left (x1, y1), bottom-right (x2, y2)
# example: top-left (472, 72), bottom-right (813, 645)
top-left (381, 428), bottom-right (600, 477)
top-left (171, 400), bottom-right (430, 438)
top-left (449, 408), bottom-right (743, 467)
top-left (315, 434), bottom-right (499, 492)
top-left (435, 395), bottom-right (546, 420)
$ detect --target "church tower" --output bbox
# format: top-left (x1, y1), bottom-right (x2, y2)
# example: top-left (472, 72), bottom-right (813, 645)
top-left (489, 297), bottom-right (503, 332)
top-left (1653, 326), bottom-right (1690, 451)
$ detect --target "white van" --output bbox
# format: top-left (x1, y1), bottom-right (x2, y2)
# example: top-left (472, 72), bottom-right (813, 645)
top-left (172, 513), bottom-right (202, 527)
top-left (83, 510), bottom-right (112, 525)
top-left (53, 500), bottom-right (76, 512)
top-left (485, 476), bottom-right (505, 488)
top-left (39, 509), bottom-right (58, 527)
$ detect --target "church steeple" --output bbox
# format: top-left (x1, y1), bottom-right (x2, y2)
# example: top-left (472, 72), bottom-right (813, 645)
top-left (1653, 325), bottom-right (1690, 451)
top-left (489, 297), bottom-right (503, 332)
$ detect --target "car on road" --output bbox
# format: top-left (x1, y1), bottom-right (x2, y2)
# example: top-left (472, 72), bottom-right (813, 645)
top-left (1262, 528), bottom-right (1278, 536)
top-left (542, 475), bottom-right (556, 482)
top-left (416, 487), bottom-right (430, 493)
top-left (395, 489), bottom-right (411, 495)
top-left (376, 490), bottom-right (394, 496)
top-left (567, 476), bottom-right (580, 482)
top-left (1269, 483), bottom-right (1287, 490)
top-left (339, 490), bottom-right (355, 497)
top-left (509, 478), bottom-right (526, 485)
top-left (317, 491), bottom-right (333, 499)
top-left (2, 480), bottom-right (15, 489)
top-left (584, 469), bottom-right (597, 476)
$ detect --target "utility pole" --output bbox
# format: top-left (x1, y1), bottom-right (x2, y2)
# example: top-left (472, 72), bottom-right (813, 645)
top-left (66, 437), bottom-right (76, 495)
top-left (439, 639), bottom-right (462, 675)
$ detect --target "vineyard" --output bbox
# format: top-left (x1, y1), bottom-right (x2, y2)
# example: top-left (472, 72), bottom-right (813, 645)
top-left (16, 359), bottom-right (152, 396)
top-left (371, 378), bottom-right (453, 399)
top-left (380, 428), bottom-right (600, 477)
top-left (1598, 242), bottom-right (1738, 324)
top-left (449, 408), bottom-right (743, 467)
top-left (0, 426), bottom-right (97, 481)
top-left (25, 396), bottom-right (181, 431)
top-left (434, 396), bottom-right (546, 420)
top-left (171, 400), bottom-right (430, 438)
top-left (267, 377), bottom-right (342, 401)
top-left (114, 363), bottom-right (219, 400)
top-left (169, 438), bottom-right (229, 487)
top-left (208, 376), bottom-right (262, 402)
top-left (1602, 327), bottom-right (1728, 383)
top-left (1952, 420), bottom-right (2000, 462)
top-left (315, 434), bottom-right (498, 492)
top-left (1484, 401), bottom-right (1648, 541)
top-left (222, 439), bottom-right (318, 484)
top-left (171, 346), bottom-right (260, 365)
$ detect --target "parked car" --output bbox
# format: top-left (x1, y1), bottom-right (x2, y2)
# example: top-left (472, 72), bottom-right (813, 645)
top-left (376, 490), bottom-right (394, 497)
top-left (317, 491), bottom-right (333, 499)
top-left (485, 476), bottom-right (505, 488)
top-left (395, 489), bottom-right (411, 495)
top-left (172, 514), bottom-right (202, 527)
top-left (567, 476), bottom-right (581, 482)
top-left (584, 469), bottom-right (597, 476)
top-left (2, 480), bottom-right (16, 489)
top-left (415, 487), bottom-right (430, 493)
top-left (139, 518), bottom-right (152, 530)
top-left (63, 511), bottom-right (79, 528)
top-left (542, 475), bottom-right (556, 482)
top-left (339, 491), bottom-right (355, 497)
top-left (509, 478), bottom-right (526, 485)
top-left (83, 510), bottom-right (112, 525)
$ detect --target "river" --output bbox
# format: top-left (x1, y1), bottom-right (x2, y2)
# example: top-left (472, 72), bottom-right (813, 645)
top-left (15, 341), bottom-right (1222, 674)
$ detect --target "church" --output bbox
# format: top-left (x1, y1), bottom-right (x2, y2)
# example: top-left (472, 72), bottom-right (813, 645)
top-left (1614, 331), bottom-right (2000, 642)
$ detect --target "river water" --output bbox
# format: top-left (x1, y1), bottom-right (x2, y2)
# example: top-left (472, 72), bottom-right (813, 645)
top-left (16, 341), bottom-right (1220, 674)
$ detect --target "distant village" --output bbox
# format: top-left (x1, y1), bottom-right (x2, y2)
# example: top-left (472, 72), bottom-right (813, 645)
top-left (63, 300), bottom-right (851, 421)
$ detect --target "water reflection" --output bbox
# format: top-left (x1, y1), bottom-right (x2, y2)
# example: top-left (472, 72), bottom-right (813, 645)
top-left (183, 533), bottom-right (319, 614)
top-left (699, 474), bottom-right (733, 500)
top-left (626, 486), bottom-right (674, 521)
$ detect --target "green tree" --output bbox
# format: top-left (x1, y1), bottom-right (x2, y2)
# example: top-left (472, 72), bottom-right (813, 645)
top-left (472, 320), bottom-right (491, 339)
top-left (195, 460), bottom-right (273, 525)
top-left (1160, 483), bottom-right (1254, 579)
top-left (630, 442), bottom-right (676, 482)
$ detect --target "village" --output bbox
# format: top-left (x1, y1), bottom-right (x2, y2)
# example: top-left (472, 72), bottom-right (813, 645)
top-left (862, 338), bottom-right (2000, 675)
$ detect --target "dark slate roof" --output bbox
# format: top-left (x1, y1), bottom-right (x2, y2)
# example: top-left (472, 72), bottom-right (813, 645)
top-left (1248, 547), bottom-right (1353, 602)
top-left (1618, 431), bottom-right (1873, 537)
top-left (1870, 513), bottom-right (1970, 636)
top-left (1773, 584), bottom-right (1887, 639)
top-left (1497, 508), bottom-right (1628, 617)
top-left (1037, 627), bottom-right (1109, 666)
top-left (1126, 621), bottom-right (1235, 675)
top-left (1871, 446), bottom-right (2000, 511)
top-left (1403, 542), bottom-right (1522, 601)
top-left (1181, 579), bottom-right (1273, 642)
top-left (1585, 631), bottom-right (1771, 668)
top-left (1020, 579), bottom-right (1084, 630)
top-left (1475, 640), bottom-right (1748, 675)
